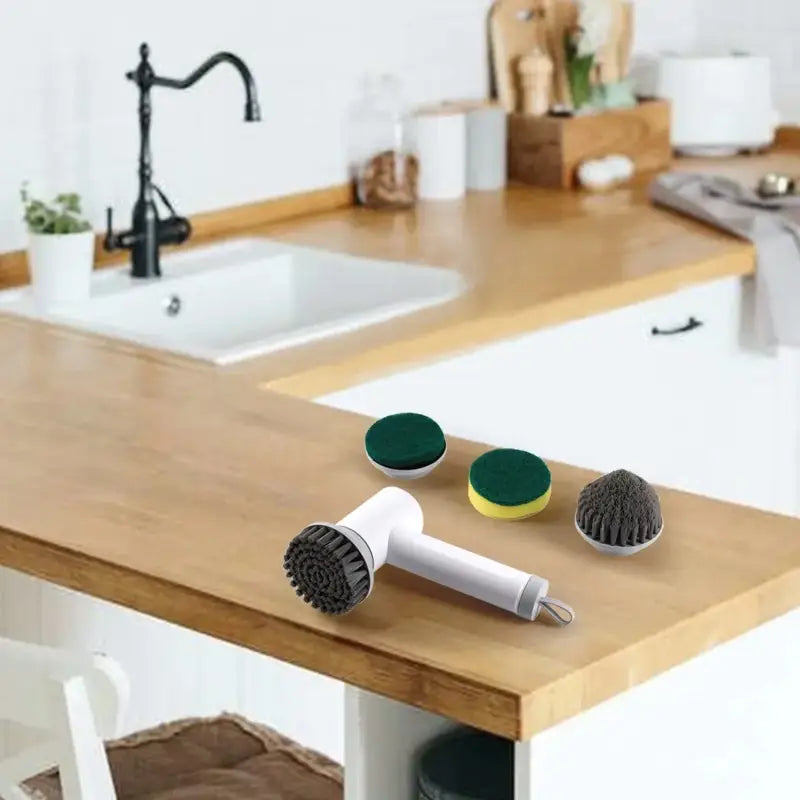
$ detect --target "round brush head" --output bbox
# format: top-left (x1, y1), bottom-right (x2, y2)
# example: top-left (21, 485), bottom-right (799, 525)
top-left (575, 469), bottom-right (663, 555)
top-left (365, 412), bottom-right (446, 479)
top-left (283, 523), bottom-right (373, 614)
top-left (468, 448), bottom-right (552, 520)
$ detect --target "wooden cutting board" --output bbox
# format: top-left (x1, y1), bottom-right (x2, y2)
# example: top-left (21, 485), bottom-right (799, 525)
top-left (595, 0), bottom-right (628, 85)
top-left (489, 0), bottom-right (552, 112)
top-left (490, 0), bottom-right (634, 112)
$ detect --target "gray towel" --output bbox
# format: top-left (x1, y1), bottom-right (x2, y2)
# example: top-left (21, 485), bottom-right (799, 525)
top-left (650, 173), bottom-right (800, 349)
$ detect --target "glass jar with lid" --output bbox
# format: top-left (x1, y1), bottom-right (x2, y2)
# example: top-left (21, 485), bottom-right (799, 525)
top-left (347, 75), bottom-right (418, 209)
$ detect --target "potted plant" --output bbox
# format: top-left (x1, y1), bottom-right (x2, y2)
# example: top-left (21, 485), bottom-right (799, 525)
top-left (21, 183), bottom-right (94, 310)
top-left (564, 0), bottom-right (612, 112)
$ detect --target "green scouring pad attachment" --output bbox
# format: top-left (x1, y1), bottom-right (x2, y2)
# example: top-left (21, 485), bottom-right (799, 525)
top-left (365, 413), bottom-right (446, 479)
top-left (575, 469), bottom-right (663, 555)
top-left (468, 448), bottom-right (552, 520)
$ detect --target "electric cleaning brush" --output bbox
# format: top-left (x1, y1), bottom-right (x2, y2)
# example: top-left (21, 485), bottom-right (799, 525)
top-left (284, 487), bottom-right (574, 625)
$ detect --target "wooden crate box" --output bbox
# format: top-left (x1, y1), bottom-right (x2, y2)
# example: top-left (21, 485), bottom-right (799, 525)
top-left (508, 99), bottom-right (671, 188)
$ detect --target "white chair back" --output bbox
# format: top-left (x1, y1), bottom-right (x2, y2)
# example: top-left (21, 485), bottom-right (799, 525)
top-left (0, 637), bottom-right (128, 800)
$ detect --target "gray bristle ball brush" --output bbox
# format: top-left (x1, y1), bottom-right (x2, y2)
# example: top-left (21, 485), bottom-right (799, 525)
top-left (575, 469), bottom-right (663, 556)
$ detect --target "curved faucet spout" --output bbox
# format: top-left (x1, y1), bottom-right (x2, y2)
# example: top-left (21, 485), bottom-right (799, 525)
top-left (129, 44), bottom-right (261, 122)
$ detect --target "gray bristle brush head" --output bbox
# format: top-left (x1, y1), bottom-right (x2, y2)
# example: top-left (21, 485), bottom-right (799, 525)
top-left (575, 469), bottom-right (663, 556)
top-left (283, 523), bottom-right (372, 614)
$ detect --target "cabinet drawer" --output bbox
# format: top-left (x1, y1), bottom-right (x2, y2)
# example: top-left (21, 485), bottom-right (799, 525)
top-left (320, 277), bottom-right (798, 514)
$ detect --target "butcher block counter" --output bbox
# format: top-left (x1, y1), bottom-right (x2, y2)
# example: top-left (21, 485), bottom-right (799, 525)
top-left (0, 150), bottom-right (797, 747)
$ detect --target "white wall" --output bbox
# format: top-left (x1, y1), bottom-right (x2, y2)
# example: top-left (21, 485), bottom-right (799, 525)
top-left (0, 0), bottom-right (694, 254)
top-left (697, 1), bottom-right (800, 123)
top-left (0, 0), bottom-right (494, 251)
top-left (631, 0), bottom-right (697, 55)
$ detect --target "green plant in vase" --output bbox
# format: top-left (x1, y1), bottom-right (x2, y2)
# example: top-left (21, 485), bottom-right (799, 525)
top-left (564, 0), bottom-right (613, 112)
top-left (20, 183), bottom-right (92, 235)
top-left (19, 182), bottom-right (95, 310)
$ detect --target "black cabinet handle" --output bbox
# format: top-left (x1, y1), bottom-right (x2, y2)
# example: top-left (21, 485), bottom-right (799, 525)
top-left (651, 316), bottom-right (703, 336)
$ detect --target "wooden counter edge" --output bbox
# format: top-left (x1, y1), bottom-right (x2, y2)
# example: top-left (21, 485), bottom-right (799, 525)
top-left (264, 242), bottom-right (756, 399)
top-left (1, 504), bottom-right (798, 742)
top-left (0, 525), bottom-right (523, 740)
top-left (775, 125), bottom-right (800, 150)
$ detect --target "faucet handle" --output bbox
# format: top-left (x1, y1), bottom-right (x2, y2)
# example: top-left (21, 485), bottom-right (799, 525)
top-left (103, 206), bottom-right (137, 252)
top-left (103, 207), bottom-right (115, 251)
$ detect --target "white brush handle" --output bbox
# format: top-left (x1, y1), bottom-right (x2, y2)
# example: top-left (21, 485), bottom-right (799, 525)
top-left (387, 529), bottom-right (547, 619)
top-left (338, 487), bottom-right (423, 569)
top-left (336, 488), bottom-right (573, 624)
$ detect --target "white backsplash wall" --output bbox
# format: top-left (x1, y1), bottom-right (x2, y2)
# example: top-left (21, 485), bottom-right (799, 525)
top-left (0, 0), bottom-right (493, 251)
top-left (697, 0), bottom-right (800, 123)
top-left (0, 0), bottom-right (695, 254)
top-left (631, 0), bottom-right (697, 55)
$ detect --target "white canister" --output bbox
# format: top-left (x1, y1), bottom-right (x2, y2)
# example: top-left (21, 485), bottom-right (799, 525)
top-left (465, 103), bottom-right (507, 191)
top-left (27, 230), bottom-right (95, 311)
top-left (654, 53), bottom-right (776, 155)
top-left (413, 108), bottom-right (467, 200)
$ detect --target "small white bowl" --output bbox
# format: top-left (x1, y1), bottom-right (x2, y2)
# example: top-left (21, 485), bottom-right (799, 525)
top-left (604, 154), bottom-right (634, 181)
top-left (366, 445), bottom-right (447, 480)
top-left (577, 154), bottom-right (635, 192)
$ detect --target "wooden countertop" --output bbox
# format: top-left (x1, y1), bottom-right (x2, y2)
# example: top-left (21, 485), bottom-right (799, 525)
top-left (0, 152), bottom-right (798, 741)
top-left (225, 152), bottom-right (798, 397)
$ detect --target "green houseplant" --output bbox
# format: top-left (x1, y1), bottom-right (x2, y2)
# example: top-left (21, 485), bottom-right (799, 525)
top-left (21, 184), bottom-right (95, 310)
top-left (564, 0), bottom-right (612, 112)
top-left (21, 185), bottom-right (92, 235)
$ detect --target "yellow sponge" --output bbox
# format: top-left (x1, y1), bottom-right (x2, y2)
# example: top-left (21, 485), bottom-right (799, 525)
top-left (468, 448), bottom-right (552, 520)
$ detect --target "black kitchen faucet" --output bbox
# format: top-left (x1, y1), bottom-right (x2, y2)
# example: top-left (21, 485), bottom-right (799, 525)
top-left (104, 43), bottom-right (261, 279)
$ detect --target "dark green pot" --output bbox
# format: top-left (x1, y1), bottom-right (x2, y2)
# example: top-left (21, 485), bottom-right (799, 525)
top-left (417, 729), bottom-right (513, 800)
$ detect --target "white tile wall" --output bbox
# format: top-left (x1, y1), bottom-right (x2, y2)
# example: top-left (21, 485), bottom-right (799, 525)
top-left (697, 0), bottom-right (800, 123)
top-left (0, 0), bottom-right (692, 254)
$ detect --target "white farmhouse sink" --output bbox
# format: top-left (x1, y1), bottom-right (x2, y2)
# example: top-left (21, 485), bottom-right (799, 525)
top-left (0, 238), bottom-right (465, 365)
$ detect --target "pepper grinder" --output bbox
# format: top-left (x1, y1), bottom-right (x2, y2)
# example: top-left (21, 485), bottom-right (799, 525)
top-left (517, 48), bottom-right (554, 116)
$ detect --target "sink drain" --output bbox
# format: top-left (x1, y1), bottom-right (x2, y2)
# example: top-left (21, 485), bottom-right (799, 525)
top-left (164, 295), bottom-right (182, 316)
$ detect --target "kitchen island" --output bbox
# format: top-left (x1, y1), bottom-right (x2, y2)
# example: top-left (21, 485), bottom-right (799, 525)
top-left (0, 150), bottom-right (798, 798)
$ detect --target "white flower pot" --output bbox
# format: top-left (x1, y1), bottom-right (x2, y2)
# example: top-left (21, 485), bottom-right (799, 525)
top-left (27, 230), bottom-right (95, 311)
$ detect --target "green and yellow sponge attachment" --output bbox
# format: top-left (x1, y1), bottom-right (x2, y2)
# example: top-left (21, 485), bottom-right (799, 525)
top-left (468, 448), bottom-right (552, 520)
top-left (365, 412), bottom-right (446, 479)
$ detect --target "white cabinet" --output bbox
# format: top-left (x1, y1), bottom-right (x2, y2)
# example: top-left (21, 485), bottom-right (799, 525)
top-left (321, 276), bottom-right (800, 516)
